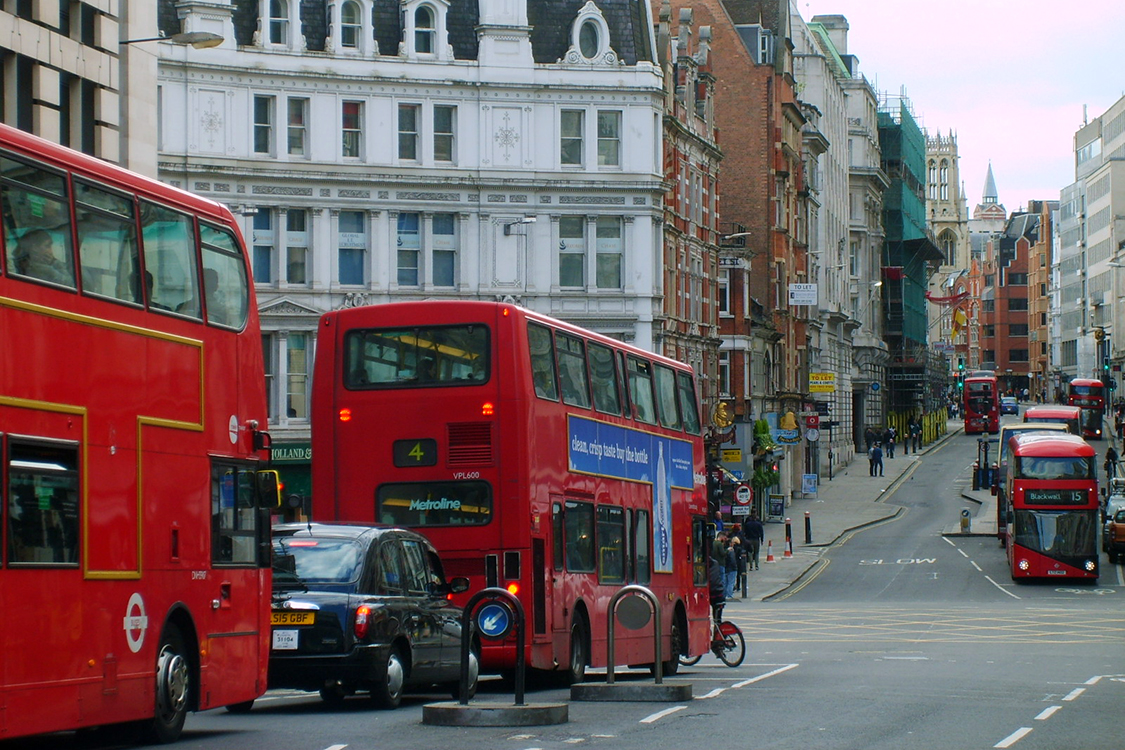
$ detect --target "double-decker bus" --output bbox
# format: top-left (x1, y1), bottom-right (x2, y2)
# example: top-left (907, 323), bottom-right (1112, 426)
top-left (1023, 404), bottom-right (1082, 435)
top-left (1066, 377), bottom-right (1106, 439)
top-left (1003, 433), bottom-right (1099, 580)
top-left (963, 371), bottom-right (1000, 434)
top-left (0, 124), bottom-right (278, 742)
top-left (311, 300), bottom-right (710, 680)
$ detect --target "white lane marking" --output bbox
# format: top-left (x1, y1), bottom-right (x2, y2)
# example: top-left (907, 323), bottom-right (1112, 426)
top-left (1034, 706), bottom-right (1061, 720)
top-left (733, 663), bottom-right (798, 688)
top-left (698, 687), bottom-right (727, 699)
top-left (994, 727), bottom-right (1033, 748)
top-left (971, 561), bottom-right (983, 571)
top-left (640, 705), bottom-right (688, 723)
top-left (943, 537), bottom-right (958, 546)
top-left (324, 746), bottom-right (349, 750)
top-left (1085, 676), bottom-right (1103, 685)
top-left (985, 575), bottom-right (1022, 599)
top-left (1063, 687), bottom-right (1085, 701)
top-left (958, 548), bottom-right (970, 558)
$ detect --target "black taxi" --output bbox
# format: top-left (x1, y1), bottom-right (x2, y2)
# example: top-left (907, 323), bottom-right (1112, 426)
top-left (269, 523), bottom-right (476, 708)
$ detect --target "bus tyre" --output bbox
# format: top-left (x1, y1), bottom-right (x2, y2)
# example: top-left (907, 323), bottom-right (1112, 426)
top-left (568, 620), bottom-right (588, 685)
top-left (370, 646), bottom-right (405, 709)
top-left (144, 626), bottom-right (190, 744)
top-left (658, 618), bottom-right (683, 676)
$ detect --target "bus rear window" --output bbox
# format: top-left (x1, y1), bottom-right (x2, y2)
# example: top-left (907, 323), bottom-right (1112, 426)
top-left (376, 480), bottom-right (491, 526)
top-left (344, 324), bottom-right (489, 388)
top-left (1014, 456), bottom-right (1094, 480)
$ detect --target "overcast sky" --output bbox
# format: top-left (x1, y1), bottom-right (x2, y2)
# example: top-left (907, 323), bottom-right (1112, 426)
top-left (794, 0), bottom-right (1125, 213)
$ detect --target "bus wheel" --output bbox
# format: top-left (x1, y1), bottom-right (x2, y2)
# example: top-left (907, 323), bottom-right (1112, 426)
top-left (144, 626), bottom-right (191, 743)
top-left (568, 619), bottom-right (588, 685)
top-left (658, 617), bottom-right (683, 677)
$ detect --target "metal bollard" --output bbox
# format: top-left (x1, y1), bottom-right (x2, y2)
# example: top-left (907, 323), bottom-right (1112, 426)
top-left (971, 461), bottom-right (980, 491)
top-left (804, 511), bottom-right (812, 544)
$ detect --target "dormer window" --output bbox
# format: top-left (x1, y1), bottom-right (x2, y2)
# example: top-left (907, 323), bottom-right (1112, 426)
top-left (340, 1), bottom-right (361, 48)
top-left (415, 6), bottom-right (435, 54)
top-left (563, 2), bottom-right (618, 65)
top-left (399, 0), bottom-right (451, 61)
top-left (269, 0), bottom-right (288, 45)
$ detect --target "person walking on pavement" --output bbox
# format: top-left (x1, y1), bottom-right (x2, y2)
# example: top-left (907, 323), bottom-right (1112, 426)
top-left (723, 537), bottom-right (740, 599)
top-left (744, 511), bottom-right (764, 570)
top-left (871, 443), bottom-right (884, 477)
top-left (864, 426), bottom-right (875, 452)
top-left (885, 427), bottom-right (896, 458)
top-left (868, 442), bottom-right (878, 476)
top-left (911, 420), bottom-right (922, 452)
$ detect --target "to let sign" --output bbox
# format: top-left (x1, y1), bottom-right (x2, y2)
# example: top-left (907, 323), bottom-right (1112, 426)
top-left (788, 283), bottom-right (818, 305)
top-left (809, 373), bottom-right (836, 393)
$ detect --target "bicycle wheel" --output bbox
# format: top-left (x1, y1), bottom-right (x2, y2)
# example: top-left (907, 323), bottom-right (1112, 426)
top-left (678, 653), bottom-right (703, 666)
top-left (715, 621), bottom-right (745, 667)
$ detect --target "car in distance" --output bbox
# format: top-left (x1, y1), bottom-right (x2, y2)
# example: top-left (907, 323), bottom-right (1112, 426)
top-left (268, 522), bottom-right (477, 708)
top-left (1000, 396), bottom-right (1019, 415)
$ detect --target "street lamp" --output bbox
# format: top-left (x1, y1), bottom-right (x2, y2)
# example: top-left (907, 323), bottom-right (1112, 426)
top-left (121, 31), bottom-right (225, 49)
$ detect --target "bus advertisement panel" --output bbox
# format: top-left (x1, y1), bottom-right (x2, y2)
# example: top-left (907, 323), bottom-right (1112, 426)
top-left (312, 301), bottom-right (710, 680)
top-left (1066, 377), bottom-right (1106, 439)
top-left (1004, 433), bottom-right (1099, 581)
top-left (0, 124), bottom-right (276, 742)
top-left (964, 373), bottom-right (1000, 434)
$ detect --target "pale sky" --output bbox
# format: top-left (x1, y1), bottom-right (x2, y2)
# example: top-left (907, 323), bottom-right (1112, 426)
top-left (794, 0), bottom-right (1125, 214)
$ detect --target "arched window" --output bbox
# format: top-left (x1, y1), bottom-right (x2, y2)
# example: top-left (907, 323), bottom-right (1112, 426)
top-left (415, 5), bottom-right (435, 54)
top-left (269, 0), bottom-right (288, 45)
top-left (579, 20), bottom-right (599, 59)
top-left (340, 1), bottom-right (361, 48)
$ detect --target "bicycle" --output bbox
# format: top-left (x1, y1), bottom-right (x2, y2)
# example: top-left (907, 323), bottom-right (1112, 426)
top-left (679, 603), bottom-right (745, 667)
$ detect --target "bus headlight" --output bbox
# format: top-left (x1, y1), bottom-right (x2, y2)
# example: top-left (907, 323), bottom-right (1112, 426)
top-left (1017, 559), bottom-right (1030, 571)
top-left (1085, 560), bottom-right (1097, 572)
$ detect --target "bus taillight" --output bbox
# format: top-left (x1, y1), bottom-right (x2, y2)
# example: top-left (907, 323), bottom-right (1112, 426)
top-left (482, 402), bottom-right (495, 416)
top-left (506, 582), bottom-right (519, 596)
top-left (339, 408), bottom-right (352, 422)
top-left (354, 604), bottom-right (371, 639)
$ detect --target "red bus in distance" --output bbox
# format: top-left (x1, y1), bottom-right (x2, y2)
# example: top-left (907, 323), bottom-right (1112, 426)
top-left (311, 301), bottom-right (710, 680)
top-left (963, 372), bottom-right (1000, 434)
top-left (1066, 377), bottom-right (1105, 439)
top-left (1023, 404), bottom-right (1082, 435)
top-left (0, 124), bottom-right (277, 742)
top-left (1003, 433), bottom-right (1099, 581)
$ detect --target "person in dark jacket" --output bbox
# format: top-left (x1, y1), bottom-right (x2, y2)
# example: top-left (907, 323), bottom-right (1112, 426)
top-left (743, 511), bottom-right (764, 570)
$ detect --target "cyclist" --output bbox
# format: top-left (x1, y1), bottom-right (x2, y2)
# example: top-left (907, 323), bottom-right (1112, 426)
top-left (708, 551), bottom-right (726, 627)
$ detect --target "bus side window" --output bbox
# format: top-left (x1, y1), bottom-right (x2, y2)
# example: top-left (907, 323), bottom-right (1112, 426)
top-left (653, 364), bottom-right (682, 430)
top-left (557, 333), bottom-right (590, 408)
top-left (627, 357), bottom-right (656, 424)
top-left (75, 179), bottom-right (142, 306)
top-left (6, 440), bottom-right (80, 565)
top-left (677, 371), bottom-right (702, 435)
top-left (1, 154), bottom-right (76, 288)
top-left (200, 224), bottom-right (250, 330)
top-left (528, 322), bottom-right (559, 400)
top-left (141, 200), bottom-right (200, 316)
top-left (588, 341), bottom-right (622, 415)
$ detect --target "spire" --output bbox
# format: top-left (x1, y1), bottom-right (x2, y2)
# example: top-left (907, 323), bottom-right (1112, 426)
top-left (982, 162), bottom-right (998, 205)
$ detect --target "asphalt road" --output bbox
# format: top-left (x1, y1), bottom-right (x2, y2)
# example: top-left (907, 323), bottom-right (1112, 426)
top-left (12, 419), bottom-right (1124, 750)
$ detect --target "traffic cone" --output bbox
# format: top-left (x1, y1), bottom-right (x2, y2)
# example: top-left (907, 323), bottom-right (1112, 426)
top-left (765, 540), bottom-right (775, 563)
top-left (783, 539), bottom-right (793, 558)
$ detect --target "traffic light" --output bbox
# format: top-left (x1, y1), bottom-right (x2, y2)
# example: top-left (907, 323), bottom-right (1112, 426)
top-left (707, 465), bottom-right (724, 514)
top-left (957, 358), bottom-right (964, 372)
top-left (956, 375), bottom-right (964, 391)
top-left (1104, 358), bottom-right (1111, 374)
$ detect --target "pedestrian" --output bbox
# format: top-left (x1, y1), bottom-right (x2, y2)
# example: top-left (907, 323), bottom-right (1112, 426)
top-left (864, 426), bottom-right (875, 452)
top-left (1117, 414), bottom-right (1124, 442)
top-left (903, 419), bottom-right (914, 455)
top-left (713, 509), bottom-right (724, 533)
top-left (724, 537), bottom-right (740, 599)
top-left (868, 442), bottom-right (878, 476)
top-left (871, 443), bottom-right (884, 477)
top-left (911, 420), bottom-right (922, 452)
top-left (885, 427), bottom-right (896, 458)
top-left (1106, 445), bottom-right (1119, 482)
top-left (712, 531), bottom-right (727, 563)
top-left (743, 511), bottom-right (764, 570)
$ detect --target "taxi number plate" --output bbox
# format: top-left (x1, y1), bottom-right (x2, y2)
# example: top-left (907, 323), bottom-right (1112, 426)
top-left (272, 611), bottom-right (315, 626)
top-left (272, 630), bottom-right (299, 650)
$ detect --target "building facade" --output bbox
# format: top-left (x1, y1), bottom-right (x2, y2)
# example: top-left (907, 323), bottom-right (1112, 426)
top-left (157, 0), bottom-right (667, 498)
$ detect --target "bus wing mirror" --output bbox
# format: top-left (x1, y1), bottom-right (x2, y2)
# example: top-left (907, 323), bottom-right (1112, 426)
top-left (257, 469), bottom-right (282, 508)
top-left (253, 429), bottom-right (272, 452)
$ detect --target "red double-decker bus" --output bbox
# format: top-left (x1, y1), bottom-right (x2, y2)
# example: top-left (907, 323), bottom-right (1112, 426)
top-left (0, 124), bottom-right (277, 742)
top-left (311, 300), bottom-right (710, 680)
top-left (1023, 404), bottom-right (1082, 435)
top-left (1066, 377), bottom-right (1106, 439)
top-left (1003, 433), bottom-right (1099, 581)
top-left (963, 372), bottom-right (1000, 434)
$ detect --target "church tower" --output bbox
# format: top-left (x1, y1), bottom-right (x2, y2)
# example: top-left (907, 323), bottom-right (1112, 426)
top-left (926, 130), bottom-right (970, 270)
top-left (971, 162), bottom-right (1008, 238)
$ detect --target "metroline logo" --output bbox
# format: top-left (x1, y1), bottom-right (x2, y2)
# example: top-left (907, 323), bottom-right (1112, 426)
top-left (409, 498), bottom-right (462, 511)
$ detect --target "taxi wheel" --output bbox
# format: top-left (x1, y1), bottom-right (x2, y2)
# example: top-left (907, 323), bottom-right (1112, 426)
top-left (319, 682), bottom-right (348, 705)
top-left (449, 647), bottom-right (480, 700)
top-left (371, 647), bottom-right (405, 709)
top-left (144, 626), bottom-right (191, 743)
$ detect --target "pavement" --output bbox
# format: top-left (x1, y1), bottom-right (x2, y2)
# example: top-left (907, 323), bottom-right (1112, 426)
top-left (729, 419), bottom-right (975, 602)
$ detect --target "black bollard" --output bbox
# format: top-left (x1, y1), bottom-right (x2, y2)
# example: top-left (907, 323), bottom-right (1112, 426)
top-left (804, 511), bottom-right (812, 544)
